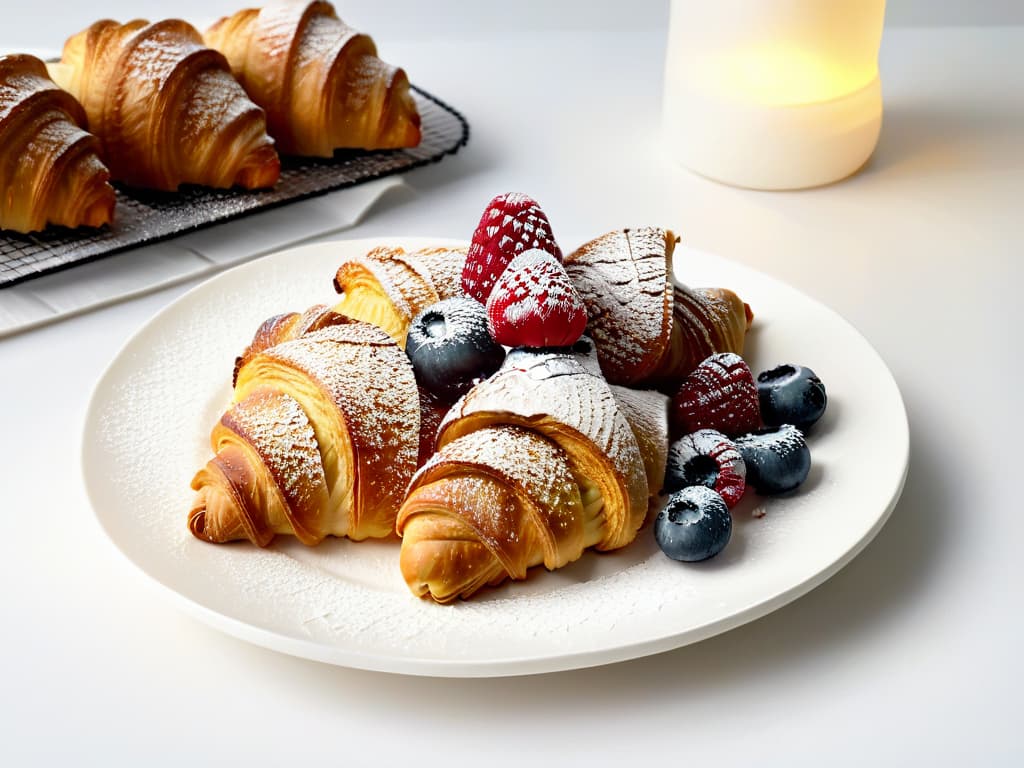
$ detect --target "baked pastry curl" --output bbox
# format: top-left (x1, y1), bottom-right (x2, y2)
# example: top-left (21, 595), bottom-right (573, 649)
top-left (205, 0), bottom-right (421, 156)
top-left (0, 54), bottom-right (115, 233)
top-left (190, 320), bottom-right (420, 545)
top-left (397, 348), bottom-right (658, 602)
top-left (51, 18), bottom-right (280, 191)
top-left (566, 227), bottom-right (753, 391)
top-left (332, 245), bottom-right (466, 347)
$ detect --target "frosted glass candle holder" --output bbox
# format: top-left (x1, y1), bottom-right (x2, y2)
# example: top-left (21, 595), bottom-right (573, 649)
top-left (663, 0), bottom-right (886, 190)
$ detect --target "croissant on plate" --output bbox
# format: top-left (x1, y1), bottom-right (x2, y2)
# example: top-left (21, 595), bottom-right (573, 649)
top-left (565, 227), bottom-right (754, 392)
top-left (205, 0), bottom-right (422, 156)
top-left (331, 245), bottom-right (466, 347)
top-left (397, 347), bottom-right (664, 603)
top-left (0, 54), bottom-right (115, 233)
top-left (50, 18), bottom-right (280, 191)
top-left (230, 298), bottom-right (450, 467)
top-left (189, 319), bottom-right (420, 546)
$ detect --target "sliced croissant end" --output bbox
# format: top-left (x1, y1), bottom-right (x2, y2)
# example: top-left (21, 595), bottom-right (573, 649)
top-left (397, 426), bottom-right (589, 603)
top-left (57, 18), bottom-right (279, 191)
top-left (205, 0), bottom-right (421, 156)
top-left (0, 54), bottom-right (116, 233)
top-left (437, 351), bottom-right (649, 553)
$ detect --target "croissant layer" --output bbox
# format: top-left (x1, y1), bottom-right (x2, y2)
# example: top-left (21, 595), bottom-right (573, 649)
top-left (0, 54), bottom-right (115, 233)
top-left (190, 319), bottom-right (420, 546)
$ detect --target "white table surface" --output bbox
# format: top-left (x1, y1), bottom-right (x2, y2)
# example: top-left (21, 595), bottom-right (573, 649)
top-left (2, 16), bottom-right (1022, 767)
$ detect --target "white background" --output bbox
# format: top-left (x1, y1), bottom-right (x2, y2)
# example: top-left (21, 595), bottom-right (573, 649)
top-left (1, 1), bottom-right (1022, 766)
top-left (1, 1), bottom-right (1024, 52)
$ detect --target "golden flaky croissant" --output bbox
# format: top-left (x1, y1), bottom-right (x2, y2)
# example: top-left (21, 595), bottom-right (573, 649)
top-left (397, 348), bottom-right (659, 602)
top-left (332, 245), bottom-right (466, 347)
top-left (232, 303), bottom-right (350, 385)
top-left (50, 18), bottom-right (280, 191)
top-left (190, 320), bottom-right (420, 546)
top-left (204, 0), bottom-right (421, 156)
top-left (0, 54), bottom-right (115, 233)
top-left (566, 227), bottom-right (753, 392)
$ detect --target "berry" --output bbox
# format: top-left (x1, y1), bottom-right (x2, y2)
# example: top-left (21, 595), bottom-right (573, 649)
top-left (405, 297), bottom-right (506, 402)
top-left (486, 249), bottom-right (588, 348)
top-left (735, 424), bottom-right (811, 495)
top-left (655, 486), bottom-right (732, 562)
top-left (671, 352), bottom-right (761, 438)
top-left (757, 364), bottom-right (827, 431)
top-left (461, 192), bottom-right (562, 303)
top-left (665, 429), bottom-right (746, 508)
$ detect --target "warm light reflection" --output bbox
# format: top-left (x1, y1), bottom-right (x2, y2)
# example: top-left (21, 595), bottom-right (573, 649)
top-left (716, 45), bottom-right (878, 106)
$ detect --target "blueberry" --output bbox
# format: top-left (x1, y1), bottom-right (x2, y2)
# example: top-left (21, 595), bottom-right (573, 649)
top-left (756, 364), bottom-right (827, 431)
top-left (654, 486), bottom-right (732, 562)
top-left (664, 429), bottom-right (746, 508)
top-left (735, 424), bottom-right (811, 495)
top-left (406, 297), bottom-right (505, 401)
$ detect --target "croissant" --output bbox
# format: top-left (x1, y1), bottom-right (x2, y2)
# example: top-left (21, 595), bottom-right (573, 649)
top-left (332, 245), bottom-right (466, 347)
top-left (397, 348), bottom-right (655, 602)
top-left (232, 303), bottom-right (350, 385)
top-left (232, 298), bottom-right (447, 464)
top-left (204, 0), bottom-right (421, 156)
top-left (0, 54), bottom-right (115, 233)
top-left (566, 227), bottom-right (753, 391)
top-left (190, 320), bottom-right (420, 545)
top-left (50, 18), bottom-right (280, 191)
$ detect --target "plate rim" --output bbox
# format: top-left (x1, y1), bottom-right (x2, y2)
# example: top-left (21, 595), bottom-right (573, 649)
top-left (81, 236), bottom-right (909, 677)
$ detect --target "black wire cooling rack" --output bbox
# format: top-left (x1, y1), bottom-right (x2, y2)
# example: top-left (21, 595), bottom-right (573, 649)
top-left (0, 86), bottom-right (469, 288)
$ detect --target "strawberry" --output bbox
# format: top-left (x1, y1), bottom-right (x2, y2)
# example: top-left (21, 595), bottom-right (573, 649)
top-left (462, 192), bottom-right (562, 304)
top-left (671, 353), bottom-right (762, 438)
top-left (486, 249), bottom-right (587, 349)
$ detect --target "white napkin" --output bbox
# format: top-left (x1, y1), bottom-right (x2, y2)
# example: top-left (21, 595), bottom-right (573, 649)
top-left (0, 176), bottom-right (403, 337)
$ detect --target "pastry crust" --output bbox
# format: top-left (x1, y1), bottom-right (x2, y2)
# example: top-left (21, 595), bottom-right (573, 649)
top-left (0, 54), bottom-right (115, 233)
top-left (398, 426), bottom-right (588, 603)
top-left (232, 304), bottom-right (350, 386)
top-left (332, 245), bottom-right (466, 347)
top-left (52, 18), bottom-right (279, 190)
top-left (204, 0), bottom-right (421, 156)
top-left (565, 227), bottom-right (678, 387)
top-left (191, 319), bottom-right (420, 545)
top-left (566, 227), bottom-right (754, 391)
top-left (397, 348), bottom-right (655, 602)
top-left (436, 350), bottom-right (649, 552)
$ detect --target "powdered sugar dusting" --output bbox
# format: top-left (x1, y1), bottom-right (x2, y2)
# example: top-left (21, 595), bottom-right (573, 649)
top-left (565, 227), bottom-right (675, 385)
top-left (494, 249), bottom-right (584, 326)
top-left (222, 387), bottom-right (329, 540)
top-left (438, 349), bottom-right (648, 549)
top-left (408, 425), bottom-right (585, 569)
top-left (401, 246), bottom-right (466, 301)
top-left (608, 384), bottom-right (670, 497)
top-left (258, 321), bottom-right (420, 537)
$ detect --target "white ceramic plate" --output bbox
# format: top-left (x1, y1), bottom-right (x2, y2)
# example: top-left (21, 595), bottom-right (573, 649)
top-left (82, 237), bottom-right (908, 677)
